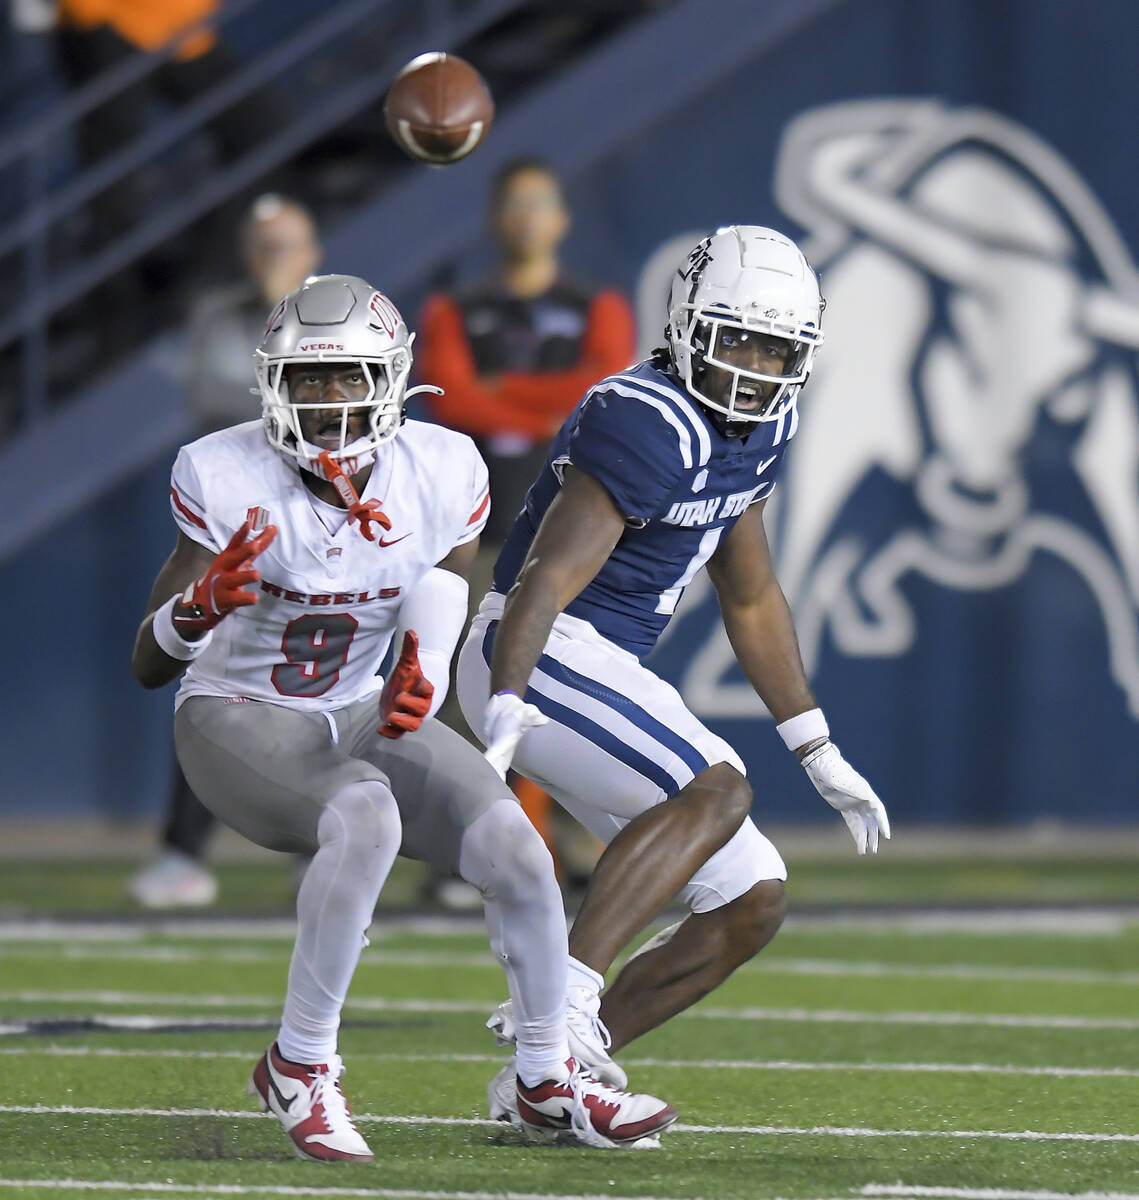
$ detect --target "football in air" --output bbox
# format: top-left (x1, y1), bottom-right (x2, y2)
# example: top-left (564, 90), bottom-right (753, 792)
top-left (384, 52), bottom-right (494, 165)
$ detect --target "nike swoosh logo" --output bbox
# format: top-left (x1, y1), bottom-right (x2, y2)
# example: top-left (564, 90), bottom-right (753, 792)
top-left (378, 533), bottom-right (412, 548)
top-left (267, 1067), bottom-right (295, 1113)
top-left (756, 455), bottom-right (778, 476)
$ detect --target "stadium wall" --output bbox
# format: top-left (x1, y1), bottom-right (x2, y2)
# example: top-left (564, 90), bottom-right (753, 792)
top-left (3, 0), bottom-right (1136, 824)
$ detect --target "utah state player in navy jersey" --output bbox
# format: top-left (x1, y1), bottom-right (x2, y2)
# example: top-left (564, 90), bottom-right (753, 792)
top-left (457, 226), bottom-right (890, 1123)
top-left (492, 356), bottom-right (800, 659)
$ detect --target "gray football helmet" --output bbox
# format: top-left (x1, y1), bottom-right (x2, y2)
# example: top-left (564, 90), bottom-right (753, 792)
top-left (254, 274), bottom-right (436, 477)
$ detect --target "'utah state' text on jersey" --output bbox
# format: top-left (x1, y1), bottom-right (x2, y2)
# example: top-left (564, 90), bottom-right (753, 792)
top-left (493, 359), bottom-right (799, 658)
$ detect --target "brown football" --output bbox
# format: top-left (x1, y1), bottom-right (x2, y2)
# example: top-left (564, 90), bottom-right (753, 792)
top-left (383, 52), bottom-right (494, 165)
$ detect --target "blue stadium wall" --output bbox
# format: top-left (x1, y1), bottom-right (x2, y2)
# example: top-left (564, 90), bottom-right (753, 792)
top-left (4, 0), bottom-right (1137, 825)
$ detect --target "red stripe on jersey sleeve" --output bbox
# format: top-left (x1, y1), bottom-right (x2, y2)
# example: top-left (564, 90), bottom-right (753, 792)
top-left (467, 489), bottom-right (490, 526)
top-left (171, 485), bottom-right (209, 530)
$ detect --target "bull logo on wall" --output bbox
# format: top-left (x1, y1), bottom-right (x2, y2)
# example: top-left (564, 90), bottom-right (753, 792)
top-left (675, 99), bottom-right (1139, 724)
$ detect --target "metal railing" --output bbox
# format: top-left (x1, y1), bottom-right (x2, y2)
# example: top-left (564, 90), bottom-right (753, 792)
top-left (1, 0), bottom-right (523, 426)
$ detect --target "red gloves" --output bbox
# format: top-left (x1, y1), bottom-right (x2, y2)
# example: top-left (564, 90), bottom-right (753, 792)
top-left (317, 451), bottom-right (393, 542)
top-left (173, 520), bottom-right (277, 634)
top-left (378, 630), bottom-right (434, 738)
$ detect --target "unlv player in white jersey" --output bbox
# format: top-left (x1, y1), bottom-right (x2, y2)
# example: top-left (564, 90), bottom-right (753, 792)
top-left (131, 274), bottom-right (676, 1159)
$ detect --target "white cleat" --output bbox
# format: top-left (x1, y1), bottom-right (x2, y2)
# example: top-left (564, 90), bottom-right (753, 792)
top-left (515, 1057), bottom-right (676, 1149)
top-left (249, 1042), bottom-right (373, 1163)
top-left (127, 850), bottom-right (218, 909)
top-left (487, 996), bottom-right (627, 1090)
top-left (487, 1055), bottom-right (522, 1131)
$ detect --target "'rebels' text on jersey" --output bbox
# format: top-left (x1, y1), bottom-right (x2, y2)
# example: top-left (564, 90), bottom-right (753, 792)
top-left (168, 420), bottom-right (489, 710)
top-left (492, 359), bottom-right (798, 658)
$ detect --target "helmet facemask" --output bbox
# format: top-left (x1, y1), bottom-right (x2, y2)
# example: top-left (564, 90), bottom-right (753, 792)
top-left (256, 344), bottom-right (411, 480)
top-left (672, 307), bottom-right (820, 427)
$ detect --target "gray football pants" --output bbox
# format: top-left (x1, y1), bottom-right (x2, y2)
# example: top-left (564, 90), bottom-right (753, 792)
top-left (175, 693), bottom-right (570, 1072)
top-left (175, 693), bottom-right (507, 872)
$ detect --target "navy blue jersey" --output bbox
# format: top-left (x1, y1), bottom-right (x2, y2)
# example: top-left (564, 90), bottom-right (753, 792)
top-left (493, 359), bottom-right (800, 658)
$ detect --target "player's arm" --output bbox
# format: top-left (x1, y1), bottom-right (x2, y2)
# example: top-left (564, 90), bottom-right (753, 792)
top-left (705, 500), bottom-right (817, 734)
top-left (377, 536), bottom-right (480, 738)
top-left (131, 523), bottom-right (276, 690)
top-left (491, 466), bottom-right (624, 696)
top-left (131, 534), bottom-right (220, 689)
top-left (479, 466), bottom-right (625, 776)
top-left (707, 500), bottom-right (890, 854)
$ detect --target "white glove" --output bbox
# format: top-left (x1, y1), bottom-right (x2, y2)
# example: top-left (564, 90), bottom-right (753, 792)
top-left (482, 690), bottom-right (548, 780)
top-left (801, 741), bottom-right (891, 855)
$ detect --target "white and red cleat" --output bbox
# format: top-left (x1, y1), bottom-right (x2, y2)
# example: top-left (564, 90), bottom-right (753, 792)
top-left (488, 997), bottom-right (627, 1089)
top-left (515, 1057), bottom-right (676, 1149)
top-left (249, 1042), bottom-right (373, 1163)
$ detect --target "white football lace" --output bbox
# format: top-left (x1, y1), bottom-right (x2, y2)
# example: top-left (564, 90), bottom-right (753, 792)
top-left (568, 1063), bottom-right (614, 1148)
top-left (306, 1061), bottom-right (351, 1130)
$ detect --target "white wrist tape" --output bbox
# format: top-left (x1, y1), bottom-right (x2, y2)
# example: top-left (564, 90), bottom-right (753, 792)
top-left (395, 566), bottom-right (469, 717)
top-left (776, 707), bottom-right (829, 752)
top-left (151, 594), bottom-right (213, 662)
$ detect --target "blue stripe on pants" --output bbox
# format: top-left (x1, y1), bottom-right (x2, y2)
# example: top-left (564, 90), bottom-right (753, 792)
top-left (481, 622), bottom-right (708, 797)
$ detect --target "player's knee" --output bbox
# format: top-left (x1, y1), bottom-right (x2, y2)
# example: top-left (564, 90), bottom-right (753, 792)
top-left (690, 762), bottom-right (753, 833)
top-left (459, 798), bottom-right (557, 902)
top-left (321, 780), bottom-right (401, 857)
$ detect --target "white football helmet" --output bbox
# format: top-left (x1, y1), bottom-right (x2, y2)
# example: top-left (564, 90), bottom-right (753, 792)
top-left (254, 274), bottom-right (437, 478)
top-left (666, 225), bottom-right (824, 426)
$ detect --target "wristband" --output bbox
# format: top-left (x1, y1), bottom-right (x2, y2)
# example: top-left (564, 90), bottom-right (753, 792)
top-left (776, 707), bottom-right (829, 752)
top-left (151, 594), bottom-right (214, 662)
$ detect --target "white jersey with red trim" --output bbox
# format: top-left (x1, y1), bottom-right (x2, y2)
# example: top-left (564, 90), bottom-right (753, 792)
top-left (168, 419), bottom-right (489, 712)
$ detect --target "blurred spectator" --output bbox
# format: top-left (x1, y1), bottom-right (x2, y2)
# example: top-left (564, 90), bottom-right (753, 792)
top-left (128, 193), bottom-right (320, 910)
top-left (183, 195), bottom-right (322, 431)
top-left (420, 157), bottom-right (635, 543)
top-left (416, 157), bottom-right (635, 904)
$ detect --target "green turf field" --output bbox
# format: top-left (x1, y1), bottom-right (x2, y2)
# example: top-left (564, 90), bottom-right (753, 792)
top-left (0, 903), bottom-right (1136, 1199)
top-left (4, 853), bottom-right (1139, 916)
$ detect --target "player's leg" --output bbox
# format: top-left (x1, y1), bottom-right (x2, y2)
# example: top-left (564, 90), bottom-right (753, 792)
top-left (175, 696), bottom-right (399, 1163)
top-left (599, 829), bottom-right (787, 1050)
top-left (458, 615), bottom-right (753, 970)
top-left (457, 613), bottom-right (787, 1056)
top-left (348, 707), bottom-right (676, 1148)
top-left (564, 759), bottom-right (752, 973)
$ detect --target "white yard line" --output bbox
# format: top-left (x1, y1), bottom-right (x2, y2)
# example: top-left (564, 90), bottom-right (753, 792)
top-left (0, 916), bottom-right (483, 942)
top-left (690, 1005), bottom-right (1139, 1030)
top-left (742, 959), bottom-right (1139, 985)
top-left (4, 943), bottom-right (1136, 986)
top-left (0, 1106), bottom-right (1135, 1142)
top-left (864, 1189), bottom-right (1139, 1200)
top-left (0, 944), bottom-right (496, 969)
top-left (2, 1045), bottom-right (1136, 1079)
top-left (0, 908), bottom-right (1134, 944)
top-left (3, 990), bottom-right (1136, 1031)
